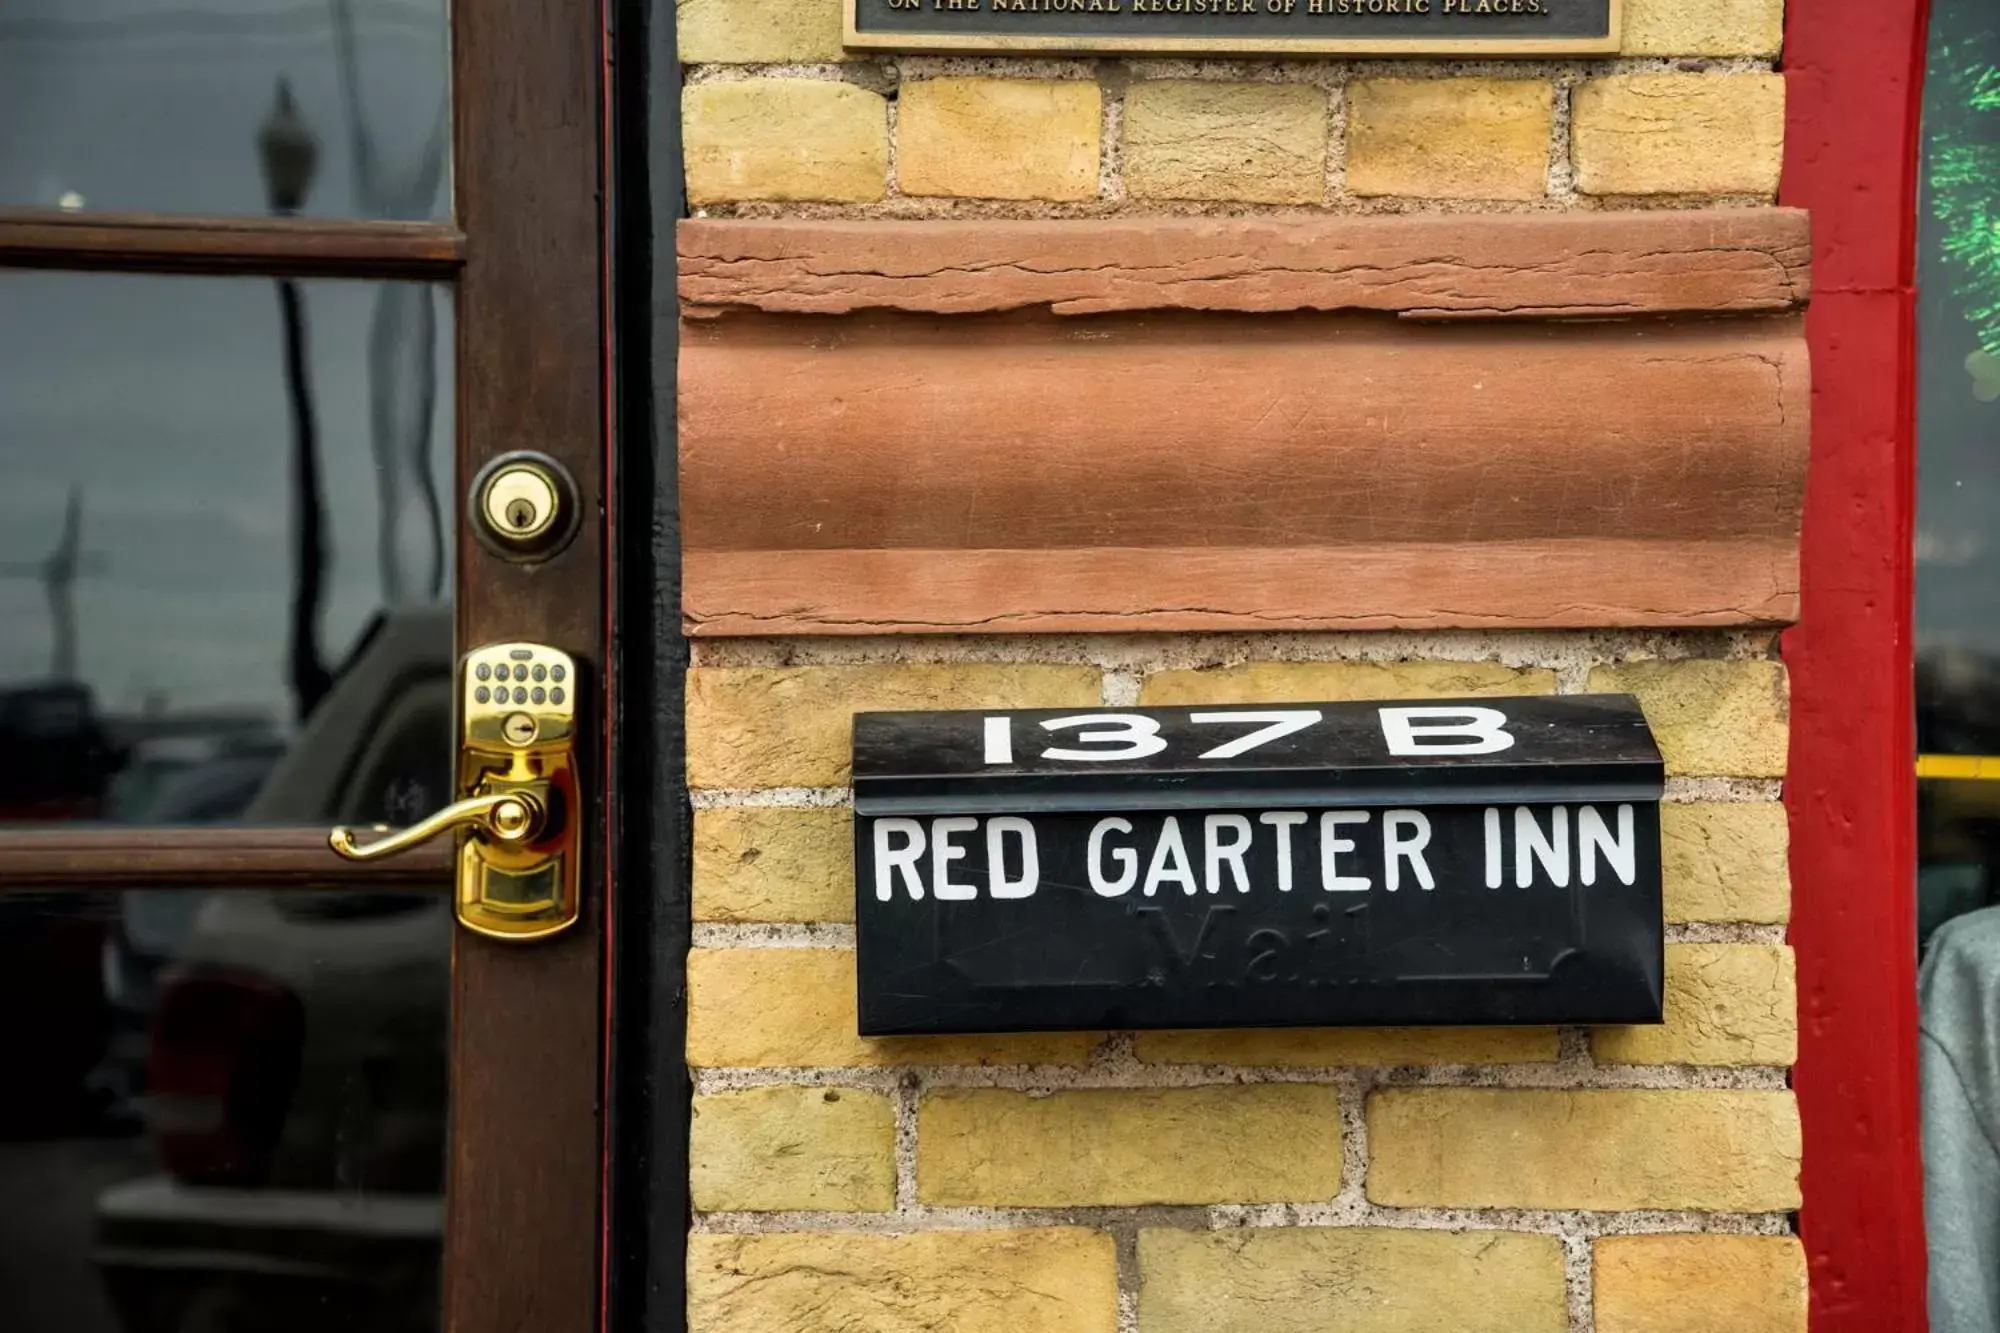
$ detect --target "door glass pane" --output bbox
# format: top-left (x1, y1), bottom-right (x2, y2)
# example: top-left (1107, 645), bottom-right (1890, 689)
top-left (1918, 0), bottom-right (2000, 1313)
top-left (0, 0), bottom-right (449, 219)
top-left (0, 890), bottom-right (447, 1333)
top-left (0, 272), bottom-right (455, 829)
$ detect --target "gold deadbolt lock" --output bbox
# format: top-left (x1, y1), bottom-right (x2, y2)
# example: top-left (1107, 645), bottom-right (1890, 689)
top-left (484, 468), bottom-right (558, 541)
top-left (471, 451), bottom-right (579, 561)
top-left (330, 643), bottom-right (583, 942)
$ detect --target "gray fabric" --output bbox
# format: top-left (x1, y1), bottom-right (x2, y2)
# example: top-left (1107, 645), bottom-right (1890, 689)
top-left (1923, 906), bottom-right (2000, 1332)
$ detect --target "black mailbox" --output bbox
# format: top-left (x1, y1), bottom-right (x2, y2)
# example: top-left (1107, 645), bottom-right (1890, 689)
top-left (852, 694), bottom-right (1665, 1036)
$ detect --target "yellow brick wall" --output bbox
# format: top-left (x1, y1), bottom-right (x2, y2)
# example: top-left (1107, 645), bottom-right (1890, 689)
top-left (683, 636), bottom-right (1799, 1332)
top-left (678, 0), bottom-right (1798, 1326)
top-left (681, 0), bottom-right (1785, 213)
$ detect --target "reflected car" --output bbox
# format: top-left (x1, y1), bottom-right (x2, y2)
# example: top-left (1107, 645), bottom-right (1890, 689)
top-left (0, 681), bottom-right (125, 821)
top-left (95, 745), bottom-right (286, 1123)
top-left (94, 607), bottom-right (454, 1333)
top-left (0, 681), bottom-right (128, 1140)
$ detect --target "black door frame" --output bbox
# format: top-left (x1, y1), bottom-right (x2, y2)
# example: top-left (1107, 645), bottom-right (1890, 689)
top-left (608, 1), bottom-right (692, 1329)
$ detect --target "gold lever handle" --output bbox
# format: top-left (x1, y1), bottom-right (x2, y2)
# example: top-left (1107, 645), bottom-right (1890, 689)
top-left (328, 789), bottom-right (546, 863)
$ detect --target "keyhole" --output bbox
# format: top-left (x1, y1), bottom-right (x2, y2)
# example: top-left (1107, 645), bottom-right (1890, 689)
top-left (475, 457), bottom-right (574, 560)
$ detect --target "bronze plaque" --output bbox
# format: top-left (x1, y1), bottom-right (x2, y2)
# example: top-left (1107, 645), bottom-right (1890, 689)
top-left (845, 0), bottom-right (1618, 53)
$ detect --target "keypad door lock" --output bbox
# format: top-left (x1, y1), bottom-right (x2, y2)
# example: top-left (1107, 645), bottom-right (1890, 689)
top-left (330, 643), bottom-right (583, 942)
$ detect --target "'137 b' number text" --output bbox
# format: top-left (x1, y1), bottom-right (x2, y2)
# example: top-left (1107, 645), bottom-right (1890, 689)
top-left (980, 707), bottom-right (1514, 765)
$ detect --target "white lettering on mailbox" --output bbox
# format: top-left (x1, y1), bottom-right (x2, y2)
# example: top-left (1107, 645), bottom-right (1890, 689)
top-left (1480, 803), bottom-right (1637, 891)
top-left (1377, 706), bottom-right (1515, 756)
top-left (1258, 811), bottom-right (1308, 891)
top-left (878, 803), bottom-right (1638, 903)
top-left (1579, 804), bottom-right (1636, 886)
top-left (931, 816), bottom-right (979, 900)
top-left (1204, 814), bottom-right (1254, 893)
top-left (874, 816), bottom-right (927, 901)
top-left (1039, 713), bottom-right (1167, 762)
top-left (982, 704), bottom-right (1531, 764)
top-left (1514, 805), bottom-right (1570, 889)
top-left (1143, 815), bottom-right (1198, 896)
top-left (986, 816), bottom-right (1040, 899)
top-left (1319, 811), bottom-right (1372, 892)
top-left (1089, 816), bottom-right (1137, 897)
top-left (1188, 709), bottom-right (1322, 759)
top-left (1384, 809), bottom-right (1436, 892)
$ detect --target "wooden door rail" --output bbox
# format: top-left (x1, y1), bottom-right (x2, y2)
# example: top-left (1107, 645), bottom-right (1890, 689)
top-left (0, 210), bottom-right (467, 279)
top-left (0, 827), bottom-right (452, 890)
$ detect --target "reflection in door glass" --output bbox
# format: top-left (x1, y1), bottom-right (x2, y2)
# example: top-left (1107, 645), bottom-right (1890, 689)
top-left (0, 0), bottom-right (449, 219)
top-left (0, 272), bottom-right (454, 830)
top-left (0, 891), bottom-right (448, 1333)
top-left (1918, 3), bottom-right (2000, 1324)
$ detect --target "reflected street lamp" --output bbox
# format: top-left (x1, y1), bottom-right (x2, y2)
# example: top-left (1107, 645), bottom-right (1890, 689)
top-left (258, 80), bottom-right (320, 216)
top-left (259, 79), bottom-right (332, 723)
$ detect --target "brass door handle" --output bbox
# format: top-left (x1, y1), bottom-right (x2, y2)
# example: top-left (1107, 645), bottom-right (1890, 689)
top-left (328, 788), bottom-right (547, 862)
top-left (328, 642), bottom-right (581, 941)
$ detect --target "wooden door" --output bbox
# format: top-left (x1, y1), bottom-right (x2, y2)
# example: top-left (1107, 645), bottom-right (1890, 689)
top-left (0, 4), bottom-right (611, 1332)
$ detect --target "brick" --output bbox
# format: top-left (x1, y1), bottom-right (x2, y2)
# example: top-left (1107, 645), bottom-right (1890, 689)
top-left (1586, 660), bottom-right (1788, 777)
top-left (1621, 0), bottom-right (1783, 55)
top-left (919, 1085), bottom-right (1342, 1206)
top-left (690, 1086), bottom-right (895, 1211)
top-left (677, 0), bottom-right (847, 63)
top-left (683, 81), bottom-right (885, 205)
top-left (694, 807), bottom-right (852, 922)
top-left (1595, 1235), bottom-right (1806, 1333)
top-left (1140, 1228), bottom-right (1566, 1333)
top-left (1592, 943), bottom-right (1796, 1066)
top-left (1662, 802), bottom-right (1790, 923)
top-left (1346, 79), bottom-right (1553, 201)
top-left (1367, 1088), bottom-right (1801, 1211)
top-left (1573, 75), bottom-right (1785, 197)
top-left (1123, 81), bottom-right (1327, 205)
top-left (687, 948), bottom-right (1097, 1068)
top-left (687, 664), bottom-right (1100, 788)
top-left (1136, 1027), bottom-right (1557, 1066)
top-left (899, 79), bottom-right (1102, 201)
top-left (688, 1229), bottom-right (1118, 1333)
top-left (1140, 660), bottom-right (1555, 706)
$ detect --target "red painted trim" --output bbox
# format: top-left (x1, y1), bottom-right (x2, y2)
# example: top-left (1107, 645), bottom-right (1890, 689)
top-left (597, 0), bottom-right (619, 1326)
top-left (1781, 0), bottom-right (1931, 1328)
